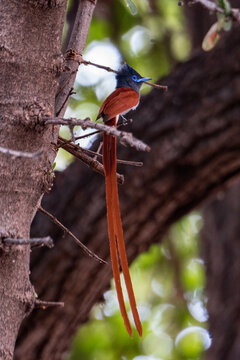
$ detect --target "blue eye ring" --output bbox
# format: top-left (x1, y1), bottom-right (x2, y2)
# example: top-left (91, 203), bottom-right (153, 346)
top-left (132, 75), bottom-right (138, 82)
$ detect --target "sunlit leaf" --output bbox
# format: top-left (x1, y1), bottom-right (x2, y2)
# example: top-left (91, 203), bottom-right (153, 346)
top-left (202, 22), bottom-right (221, 51)
top-left (124, 0), bottom-right (138, 15)
top-left (181, 258), bottom-right (205, 291)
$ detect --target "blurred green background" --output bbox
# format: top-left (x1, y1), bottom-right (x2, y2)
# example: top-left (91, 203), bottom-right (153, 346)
top-left (58, 1), bottom-right (210, 359)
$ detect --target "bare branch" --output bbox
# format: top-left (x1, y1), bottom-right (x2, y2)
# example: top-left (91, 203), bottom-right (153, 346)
top-left (56, 117), bottom-right (133, 149)
top-left (55, 0), bottom-right (98, 117)
top-left (68, 51), bottom-right (118, 73)
top-left (56, 87), bottom-right (75, 117)
top-left (144, 81), bottom-right (168, 91)
top-left (38, 206), bottom-right (107, 265)
top-left (93, 141), bottom-right (103, 160)
top-left (3, 237), bottom-right (54, 248)
top-left (35, 299), bottom-right (64, 309)
top-left (81, 146), bottom-right (143, 167)
top-left (185, 0), bottom-right (240, 22)
top-left (57, 136), bottom-right (124, 184)
top-left (0, 146), bottom-right (42, 159)
top-left (46, 118), bottom-right (151, 152)
top-left (66, 50), bottom-right (167, 90)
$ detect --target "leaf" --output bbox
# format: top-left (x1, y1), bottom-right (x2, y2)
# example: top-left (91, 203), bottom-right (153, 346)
top-left (217, 0), bottom-right (231, 16)
top-left (222, 18), bottom-right (232, 31)
top-left (52, 161), bottom-right (56, 170)
top-left (124, 0), bottom-right (138, 15)
top-left (202, 22), bottom-right (221, 51)
top-left (217, 0), bottom-right (232, 31)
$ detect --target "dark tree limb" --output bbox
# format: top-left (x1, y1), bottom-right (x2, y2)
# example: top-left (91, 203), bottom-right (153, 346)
top-left (202, 183), bottom-right (240, 360)
top-left (15, 29), bottom-right (240, 359)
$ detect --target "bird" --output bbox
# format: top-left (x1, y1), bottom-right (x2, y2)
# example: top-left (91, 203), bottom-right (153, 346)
top-left (97, 63), bottom-right (151, 336)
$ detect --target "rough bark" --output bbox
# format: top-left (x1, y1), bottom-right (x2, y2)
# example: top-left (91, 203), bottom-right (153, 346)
top-left (0, 1), bottom-right (68, 358)
top-left (0, 0), bottom-right (98, 358)
top-left (15, 29), bottom-right (240, 359)
top-left (202, 182), bottom-right (240, 360)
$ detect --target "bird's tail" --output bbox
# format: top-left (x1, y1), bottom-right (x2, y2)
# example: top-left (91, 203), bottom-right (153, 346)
top-left (103, 117), bottom-right (142, 337)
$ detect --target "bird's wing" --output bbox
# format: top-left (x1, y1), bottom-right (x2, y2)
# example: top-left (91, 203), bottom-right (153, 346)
top-left (97, 87), bottom-right (139, 121)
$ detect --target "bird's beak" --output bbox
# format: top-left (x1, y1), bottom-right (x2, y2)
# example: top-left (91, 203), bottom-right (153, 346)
top-left (139, 77), bottom-right (151, 82)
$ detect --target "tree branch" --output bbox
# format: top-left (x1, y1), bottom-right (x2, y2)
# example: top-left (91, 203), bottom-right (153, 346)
top-left (55, 0), bottom-right (98, 117)
top-left (0, 146), bottom-right (42, 159)
top-left (3, 237), bottom-right (54, 248)
top-left (184, 0), bottom-right (240, 22)
top-left (57, 136), bottom-right (124, 184)
top-left (65, 49), bottom-right (168, 90)
top-left (80, 146), bottom-right (143, 167)
top-left (38, 206), bottom-right (106, 264)
top-left (35, 299), bottom-right (64, 309)
top-left (46, 117), bottom-right (151, 152)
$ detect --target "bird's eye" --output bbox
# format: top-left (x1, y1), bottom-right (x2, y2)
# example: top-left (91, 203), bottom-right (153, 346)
top-left (132, 75), bottom-right (138, 82)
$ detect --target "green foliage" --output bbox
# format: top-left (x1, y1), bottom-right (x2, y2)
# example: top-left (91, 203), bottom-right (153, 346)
top-left (68, 214), bottom-right (210, 360)
top-left (217, 0), bottom-right (231, 16)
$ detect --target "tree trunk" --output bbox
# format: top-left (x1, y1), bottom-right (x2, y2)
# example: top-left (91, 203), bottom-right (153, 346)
top-left (15, 28), bottom-right (240, 359)
top-left (0, 1), bottom-right (68, 358)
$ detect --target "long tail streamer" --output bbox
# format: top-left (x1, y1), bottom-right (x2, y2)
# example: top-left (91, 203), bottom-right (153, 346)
top-left (103, 117), bottom-right (142, 337)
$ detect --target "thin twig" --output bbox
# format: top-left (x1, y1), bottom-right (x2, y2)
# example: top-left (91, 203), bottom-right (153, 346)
top-left (35, 299), bottom-right (64, 309)
top-left (57, 136), bottom-right (124, 184)
top-left (81, 147), bottom-right (143, 167)
top-left (185, 0), bottom-right (240, 23)
top-left (69, 124), bottom-right (76, 142)
top-left (56, 87), bottom-right (75, 117)
top-left (38, 206), bottom-right (107, 264)
top-left (117, 159), bottom-right (143, 167)
top-left (94, 141), bottom-right (103, 160)
top-left (65, 50), bottom-right (167, 90)
top-left (3, 236), bottom-right (54, 248)
top-left (74, 129), bottom-right (100, 141)
top-left (78, 56), bottom-right (118, 74)
top-left (46, 118), bottom-right (151, 152)
top-left (0, 146), bottom-right (42, 159)
top-left (144, 81), bottom-right (168, 91)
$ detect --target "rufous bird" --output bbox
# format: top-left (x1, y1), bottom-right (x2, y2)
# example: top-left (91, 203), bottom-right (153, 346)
top-left (97, 63), bottom-right (151, 336)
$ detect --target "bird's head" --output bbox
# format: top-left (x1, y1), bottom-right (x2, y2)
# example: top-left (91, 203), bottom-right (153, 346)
top-left (116, 63), bottom-right (151, 92)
